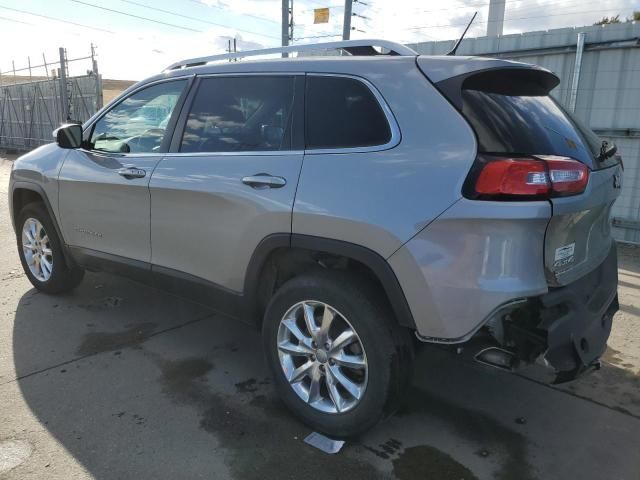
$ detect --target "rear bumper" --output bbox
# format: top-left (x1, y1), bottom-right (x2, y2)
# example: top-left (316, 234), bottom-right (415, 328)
top-left (482, 243), bottom-right (619, 383)
top-left (537, 244), bottom-right (618, 381)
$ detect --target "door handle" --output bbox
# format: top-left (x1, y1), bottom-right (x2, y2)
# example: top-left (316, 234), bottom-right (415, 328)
top-left (118, 166), bottom-right (146, 179)
top-left (242, 174), bottom-right (287, 189)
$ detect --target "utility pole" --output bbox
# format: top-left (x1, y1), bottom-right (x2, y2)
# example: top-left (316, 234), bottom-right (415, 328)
top-left (281, 0), bottom-right (289, 57)
top-left (91, 43), bottom-right (103, 110)
top-left (487, 0), bottom-right (505, 37)
top-left (343, 0), bottom-right (353, 40)
top-left (58, 47), bottom-right (70, 122)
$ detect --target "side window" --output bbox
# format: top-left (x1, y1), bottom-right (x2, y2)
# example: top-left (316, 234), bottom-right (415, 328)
top-left (90, 80), bottom-right (187, 154)
top-left (180, 76), bottom-right (296, 153)
top-left (305, 76), bottom-right (391, 149)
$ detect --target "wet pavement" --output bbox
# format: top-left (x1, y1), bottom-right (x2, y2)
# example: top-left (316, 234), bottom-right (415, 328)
top-left (1, 155), bottom-right (639, 479)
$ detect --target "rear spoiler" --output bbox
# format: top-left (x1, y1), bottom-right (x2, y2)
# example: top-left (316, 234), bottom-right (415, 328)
top-left (417, 57), bottom-right (559, 110)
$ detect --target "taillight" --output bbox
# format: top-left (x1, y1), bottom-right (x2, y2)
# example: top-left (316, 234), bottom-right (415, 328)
top-left (540, 156), bottom-right (589, 195)
top-left (466, 155), bottom-right (589, 200)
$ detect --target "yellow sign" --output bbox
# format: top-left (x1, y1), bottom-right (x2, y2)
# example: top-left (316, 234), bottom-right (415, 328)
top-left (314, 7), bottom-right (330, 24)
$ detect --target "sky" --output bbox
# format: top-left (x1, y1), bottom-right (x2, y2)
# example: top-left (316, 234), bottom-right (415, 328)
top-left (0, 0), bottom-right (639, 80)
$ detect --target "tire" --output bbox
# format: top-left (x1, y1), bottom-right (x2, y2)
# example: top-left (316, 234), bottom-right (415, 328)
top-left (262, 270), bottom-right (414, 438)
top-left (16, 202), bottom-right (84, 294)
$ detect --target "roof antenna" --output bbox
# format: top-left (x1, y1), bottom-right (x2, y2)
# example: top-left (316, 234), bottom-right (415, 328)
top-left (447, 11), bottom-right (478, 56)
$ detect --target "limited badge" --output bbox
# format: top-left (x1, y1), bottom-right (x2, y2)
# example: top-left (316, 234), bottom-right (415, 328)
top-left (554, 243), bottom-right (575, 269)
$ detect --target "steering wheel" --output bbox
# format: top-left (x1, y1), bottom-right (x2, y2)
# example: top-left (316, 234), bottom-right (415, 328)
top-left (128, 128), bottom-right (166, 152)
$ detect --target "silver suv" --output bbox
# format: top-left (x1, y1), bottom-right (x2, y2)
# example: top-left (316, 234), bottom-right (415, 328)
top-left (9, 40), bottom-right (622, 437)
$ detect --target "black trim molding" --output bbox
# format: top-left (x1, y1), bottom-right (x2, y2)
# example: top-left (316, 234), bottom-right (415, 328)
top-left (11, 181), bottom-right (75, 267)
top-left (290, 234), bottom-right (416, 329)
top-left (243, 233), bottom-right (416, 330)
top-left (67, 233), bottom-right (416, 331)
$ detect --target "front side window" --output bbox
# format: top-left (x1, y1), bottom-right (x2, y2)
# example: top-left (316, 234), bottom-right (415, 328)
top-left (305, 76), bottom-right (392, 149)
top-left (180, 76), bottom-right (296, 153)
top-left (90, 80), bottom-right (187, 154)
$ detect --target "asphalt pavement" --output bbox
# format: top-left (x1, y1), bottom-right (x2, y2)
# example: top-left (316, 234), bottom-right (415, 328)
top-left (1, 154), bottom-right (639, 480)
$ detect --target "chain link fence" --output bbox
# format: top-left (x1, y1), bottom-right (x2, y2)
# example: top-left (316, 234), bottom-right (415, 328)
top-left (0, 47), bottom-right (102, 151)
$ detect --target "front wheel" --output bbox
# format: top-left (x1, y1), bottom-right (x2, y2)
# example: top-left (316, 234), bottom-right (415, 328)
top-left (263, 271), bottom-right (413, 438)
top-left (16, 202), bottom-right (84, 294)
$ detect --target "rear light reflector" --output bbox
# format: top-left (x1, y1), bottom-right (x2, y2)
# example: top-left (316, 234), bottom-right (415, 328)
top-left (468, 155), bottom-right (589, 200)
top-left (540, 156), bottom-right (589, 195)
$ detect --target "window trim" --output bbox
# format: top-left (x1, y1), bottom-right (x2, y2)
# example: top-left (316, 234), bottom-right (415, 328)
top-left (303, 73), bottom-right (401, 155)
top-left (80, 76), bottom-right (195, 158)
top-left (167, 72), bottom-right (305, 156)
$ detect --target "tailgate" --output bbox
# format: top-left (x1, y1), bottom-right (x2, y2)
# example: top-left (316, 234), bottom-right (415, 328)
top-left (545, 164), bottom-right (622, 286)
top-left (423, 61), bottom-right (624, 287)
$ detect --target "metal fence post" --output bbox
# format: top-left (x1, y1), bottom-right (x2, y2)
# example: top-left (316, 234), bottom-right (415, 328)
top-left (568, 32), bottom-right (585, 113)
top-left (58, 47), bottom-right (68, 122)
top-left (0, 46), bottom-right (102, 150)
top-left (91, 43), bottom-right (103, 110)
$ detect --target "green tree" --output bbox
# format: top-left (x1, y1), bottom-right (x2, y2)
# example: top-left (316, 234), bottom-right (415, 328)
top-left (594, 14), bottom-right (621, 25)
top-left (593, 11), bottom-right (640, 24)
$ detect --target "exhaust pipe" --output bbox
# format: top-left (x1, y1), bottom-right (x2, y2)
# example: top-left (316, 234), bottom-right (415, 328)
top-left (474, 347), bottom-right (517, 371)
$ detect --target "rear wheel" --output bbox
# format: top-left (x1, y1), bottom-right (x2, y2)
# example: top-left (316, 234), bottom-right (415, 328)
top-left (16, 202), bottom-right (84, 294)
top-left (263, 271), bottom-right (413, 438)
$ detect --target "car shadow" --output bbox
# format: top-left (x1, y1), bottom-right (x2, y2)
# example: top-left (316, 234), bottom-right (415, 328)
top-left (9, 271), bottom-right (640, 480)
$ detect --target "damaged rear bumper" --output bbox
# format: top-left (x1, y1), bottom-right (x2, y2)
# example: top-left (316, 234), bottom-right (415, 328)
top-left (479, 243), bottom-right (619, 383)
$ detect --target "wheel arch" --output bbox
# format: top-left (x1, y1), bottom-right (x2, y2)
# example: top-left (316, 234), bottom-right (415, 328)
top-left (244, 233), bottom-right (416, 330)
top-left (11, 182), bottom-right (73, 265)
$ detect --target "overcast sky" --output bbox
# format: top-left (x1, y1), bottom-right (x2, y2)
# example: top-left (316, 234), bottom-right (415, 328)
top-left (0, 0), bottom-right (638, 80)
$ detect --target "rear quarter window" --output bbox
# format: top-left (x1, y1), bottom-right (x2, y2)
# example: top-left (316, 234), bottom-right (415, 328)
top-left (305, 76), bottom-right (391, 149)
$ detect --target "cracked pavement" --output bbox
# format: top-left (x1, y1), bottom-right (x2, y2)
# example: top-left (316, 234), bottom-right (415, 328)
top-left (1, 154), bottom-right (639, 479)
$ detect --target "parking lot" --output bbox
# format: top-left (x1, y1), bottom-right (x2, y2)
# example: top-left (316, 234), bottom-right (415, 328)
top-left (1, 154), bottom-right (639, 480)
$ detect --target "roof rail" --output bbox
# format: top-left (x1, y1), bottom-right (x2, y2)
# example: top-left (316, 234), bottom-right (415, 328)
top-left (165, 39), bottom-right (417, 71)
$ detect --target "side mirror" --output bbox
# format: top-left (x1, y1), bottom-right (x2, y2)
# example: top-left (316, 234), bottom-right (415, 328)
top-left (54, 123), bottom-right (83, 149)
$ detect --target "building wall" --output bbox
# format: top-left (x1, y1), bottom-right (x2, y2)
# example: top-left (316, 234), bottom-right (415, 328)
top-left (410, 22), bottom-right (640, 242)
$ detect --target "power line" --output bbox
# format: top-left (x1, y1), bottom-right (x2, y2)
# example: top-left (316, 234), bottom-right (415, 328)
top-left (498, 0), bottom-right (637, 17)
top-left (187, 0), bottom-right (280, 25)
top-left (0, 4), bottom-right (115, 33)
top-left (117, 0), bottom-right (280, 38)
top-left (370, 0), bottom-right (490, 16)
top-left (406, 6), bottom-right (639, 31)
top-left (303, 0), bottom-right (345, 9)
top-left (72, 0), bottom-right (202, 32)
top-left (298, 0), bottom-right (345, 14)
top-left (0, 15), bottom-right (33, 25)
top-left (362, 0), bottom-right (636, 19)
top-left (293, 33), bottom-right (342, 40)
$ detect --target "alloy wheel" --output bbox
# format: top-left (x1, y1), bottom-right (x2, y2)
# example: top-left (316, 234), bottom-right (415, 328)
top-left (277, 300), bottom-right (368, 414)
top-left (21, 218), bottom-right (53, 282)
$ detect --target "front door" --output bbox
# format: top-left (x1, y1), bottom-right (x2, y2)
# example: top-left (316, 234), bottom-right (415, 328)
top-left (149, 74), bottom-right (304, 292)
top-left (58, 79), bottom-right (189, 263)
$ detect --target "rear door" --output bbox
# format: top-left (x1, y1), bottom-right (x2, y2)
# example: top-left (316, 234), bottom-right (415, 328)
top-left (149, 74), bottom-right (304, 292)
top-left (457, 68), bottom-right (622, 286)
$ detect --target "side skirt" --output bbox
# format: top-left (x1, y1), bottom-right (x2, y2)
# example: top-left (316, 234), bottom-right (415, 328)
top-left (67, 246), bottom-right (248, 322)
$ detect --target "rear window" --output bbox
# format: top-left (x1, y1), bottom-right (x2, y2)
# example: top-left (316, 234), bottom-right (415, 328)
top-left (460, 70), bottom-right (606, 169)
top-left (305, 76), bottom-right (391, 149)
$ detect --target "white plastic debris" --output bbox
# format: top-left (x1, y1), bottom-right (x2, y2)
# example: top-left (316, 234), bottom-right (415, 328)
top-left (304, 432), bottom-right (345, 454)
